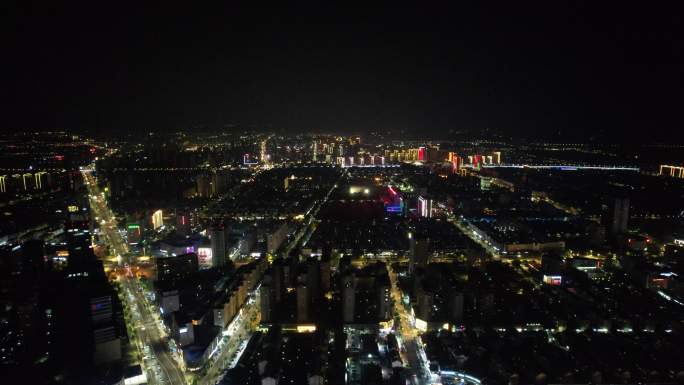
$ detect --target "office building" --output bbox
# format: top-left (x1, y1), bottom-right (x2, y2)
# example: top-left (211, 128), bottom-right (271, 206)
top-left (343, 273), bottom-right (355, 323)
top-left (297, 281), bottom-right (309, 323)
top-left (272, 258), bottom-right (285, 303)
top-left (417, 290), bottom-right (435, 322)
top-left (320, 256), bottom-right (331, 293)
top-left (306, 258), bottom-right (320, 303)
top-left (156, 252), bottom-right (198, 282)
top-left (176, 211), bottom-right (191, 236)
top-left (21, 239), bottom-right (46, 275)
top-left (210, 224), bottom-right (226, 267)
top-left (378, 279), bottom-right (392, 321)
top-left (409, 235), bottom-right (430, 273)
top-left (260, 275), bottom-right (273, 323)
top-left (611, 197), bottom-right (630, 235)
top-left (127, 224), bottom-right (142, 245)
top-left (91, 295), bottom-right (122, 365)
top-left (451, 293), bottom-right (464, 324)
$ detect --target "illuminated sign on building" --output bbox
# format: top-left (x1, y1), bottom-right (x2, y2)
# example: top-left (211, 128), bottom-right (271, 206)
top-left (127, 224), bottom-right (141, 245)
top-left (543, 275), bottom-right (562, 285)
top-left (385, 185), bottom-right (404, 213)
top-left (197, 247), bottom-right (213, 270)
top-left (152, 210), bottom-right (163, 230)
top-left (68, 205), bottom-right (79, 213)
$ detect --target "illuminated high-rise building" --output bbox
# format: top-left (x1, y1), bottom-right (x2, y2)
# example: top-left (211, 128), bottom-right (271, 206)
top-left (260, 138), bottom-right (269, 165)
top-left (418, 196), bottom-right (433, 218)
top-left (22, 173), bottom-right (32, 191)
top-left (659, 165), bottom-right (684, 178)
top-left (450, 155), bottom-right (462, 174)
top-left (151, 209), bottom-right (163, 230)
top-left (34, 172), bottom-right (47, 189)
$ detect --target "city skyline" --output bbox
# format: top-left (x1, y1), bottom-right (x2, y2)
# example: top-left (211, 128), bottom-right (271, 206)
top-left (2, 3), bottom-right (684, 385)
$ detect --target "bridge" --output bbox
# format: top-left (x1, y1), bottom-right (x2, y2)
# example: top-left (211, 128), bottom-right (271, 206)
top-left (465, 164), bottom-right (640, 171)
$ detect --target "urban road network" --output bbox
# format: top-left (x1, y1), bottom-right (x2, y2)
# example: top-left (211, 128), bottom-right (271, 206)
top-left (81, 164), bottom-right (340, 385)
top-left (82, 160), bottom-right (483, 385)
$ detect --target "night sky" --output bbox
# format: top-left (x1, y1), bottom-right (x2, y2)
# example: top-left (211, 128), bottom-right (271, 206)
top-left (4, 2), bottom-right (683, 142)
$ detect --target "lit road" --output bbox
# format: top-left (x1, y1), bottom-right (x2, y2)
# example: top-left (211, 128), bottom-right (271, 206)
top-left (82, 168), bottom-right (186, 385)
top-left (123, 277), bottom-right (186, 385)
top-left (385, 263), bottom-right (430, 385)
top-left (442, 204), bottom-right (500, 259)
top-left (198, 287), bottom-right (261, 385)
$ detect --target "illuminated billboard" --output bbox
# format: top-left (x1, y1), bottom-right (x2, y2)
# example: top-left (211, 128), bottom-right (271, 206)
top-left (197, 247), bottom-right (213, 270)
